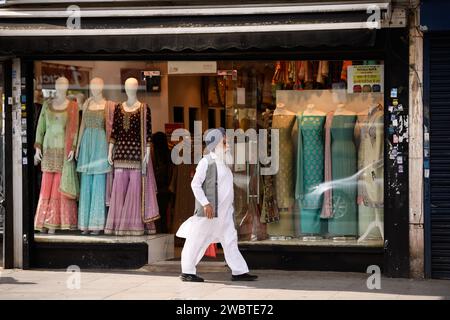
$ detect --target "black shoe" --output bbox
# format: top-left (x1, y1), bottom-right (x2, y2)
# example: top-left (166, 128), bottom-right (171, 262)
top-left (231, 273), bottom-right (258, 281)
top-left (180, 273), bottom-right (204, 282)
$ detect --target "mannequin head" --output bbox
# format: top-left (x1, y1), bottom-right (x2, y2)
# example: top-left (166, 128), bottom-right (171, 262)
top-left (54, 77), bottom-right (69, 99)
top-left (124, 77), bottom-right (139, 99)
top-left (90, 77), bottom-right (104, 98)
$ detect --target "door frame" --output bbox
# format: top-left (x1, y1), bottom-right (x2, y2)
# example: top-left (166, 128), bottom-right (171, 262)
top-left (2, 59), bottom-right (14, 269)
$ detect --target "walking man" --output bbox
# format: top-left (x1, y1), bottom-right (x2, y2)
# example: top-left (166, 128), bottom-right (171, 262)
top-left (177, 128), bottom-right (258, 282)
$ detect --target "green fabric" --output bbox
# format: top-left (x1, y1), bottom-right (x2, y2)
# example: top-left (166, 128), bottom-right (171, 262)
top-left (35, 100), bottom-right (67, 150)
top-left (297, 115), bottom-right (325, 209)
top-left (60, 157), bottom-right (79, 199)
top-left (328, 115), bottom-right (358, 236)
top-left (296, 115), bottom-right (325, 235)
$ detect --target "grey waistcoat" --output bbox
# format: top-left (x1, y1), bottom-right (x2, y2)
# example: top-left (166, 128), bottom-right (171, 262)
top-left (194, 154), bottom-right (218, 218)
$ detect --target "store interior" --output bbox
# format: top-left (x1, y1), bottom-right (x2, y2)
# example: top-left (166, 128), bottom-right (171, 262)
top-left (31, 59), bottom-right (386, 262)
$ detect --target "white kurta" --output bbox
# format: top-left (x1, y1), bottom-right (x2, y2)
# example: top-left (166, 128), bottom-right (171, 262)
top-left (176, 151), bottom-right (249, 276)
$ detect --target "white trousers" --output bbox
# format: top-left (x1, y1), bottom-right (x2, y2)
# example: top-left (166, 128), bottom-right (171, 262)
top-left (180, 218), bottom-right (249, 276)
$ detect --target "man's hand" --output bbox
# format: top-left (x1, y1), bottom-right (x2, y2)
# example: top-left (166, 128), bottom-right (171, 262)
top-left (204, 204), bottom-right (214, 219)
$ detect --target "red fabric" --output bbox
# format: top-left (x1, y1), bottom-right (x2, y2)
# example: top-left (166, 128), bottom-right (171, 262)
top-left (204, 243), bottom-right (217, 258)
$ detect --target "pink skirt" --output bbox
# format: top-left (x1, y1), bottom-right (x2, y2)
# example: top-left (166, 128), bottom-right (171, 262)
top-left (34, 172), bottom-right (78, 231)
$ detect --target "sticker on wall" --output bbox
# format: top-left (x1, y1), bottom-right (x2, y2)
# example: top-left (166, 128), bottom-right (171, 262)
top-left (390, 88), bottom-right (398, 98)
top-left (393, 135), bottom-right (399, 144)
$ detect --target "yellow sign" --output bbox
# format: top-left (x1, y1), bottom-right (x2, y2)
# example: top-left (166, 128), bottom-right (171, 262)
top-left (347, 65), bottom-right (384, 94)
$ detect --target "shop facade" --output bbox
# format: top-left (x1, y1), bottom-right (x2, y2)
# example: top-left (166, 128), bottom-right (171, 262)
top-left (0, 0), bottom-right (412, 278)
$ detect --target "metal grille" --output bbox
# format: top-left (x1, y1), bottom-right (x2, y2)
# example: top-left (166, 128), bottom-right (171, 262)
top-left (429, 36), bottom-right (450, 279)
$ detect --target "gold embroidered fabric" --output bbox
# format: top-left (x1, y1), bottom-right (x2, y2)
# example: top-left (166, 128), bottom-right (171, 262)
top-left (272, 114), bottom-right (296, 211)
top-left (41, 148), bottom-right (65, 172)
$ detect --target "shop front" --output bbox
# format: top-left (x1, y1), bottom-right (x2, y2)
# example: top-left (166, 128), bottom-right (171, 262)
top-left (0, 1), bottom-right (411, 277)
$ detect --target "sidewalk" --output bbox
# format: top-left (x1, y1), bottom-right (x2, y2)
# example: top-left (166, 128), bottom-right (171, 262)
top-left (1, 263), bottom-right (449, 300)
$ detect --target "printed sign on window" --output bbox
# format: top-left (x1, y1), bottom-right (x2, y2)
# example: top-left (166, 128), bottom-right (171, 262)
top-left (347, 65), bottom-right (384, 94)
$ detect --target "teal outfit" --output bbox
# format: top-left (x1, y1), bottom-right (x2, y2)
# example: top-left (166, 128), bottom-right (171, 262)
top-left (328, 115), bottom-right (358, 236)
top-left (77, 109), bottom-right (111, 231)
top-left (296, 115), bottom-right (325, 234)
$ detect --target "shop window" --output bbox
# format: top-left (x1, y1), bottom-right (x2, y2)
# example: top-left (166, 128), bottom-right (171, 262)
top-left (29, 59), bottom-right (384, 255)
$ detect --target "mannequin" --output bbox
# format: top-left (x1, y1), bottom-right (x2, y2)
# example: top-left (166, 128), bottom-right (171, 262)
top-left (327, 88), bottom-right (358, 238)
top-left (296, 103), bottom-right (326, 238)
top-left (105, 77), bottom-right (160, 236)
top-left (34, 76), bottom-right (79, 233)
top-left (268, 101), bottom-right (296, 238)
top-left (76, 77), bottom-right (114, 235)
top-left (357, 93), bottom-right (384, 242)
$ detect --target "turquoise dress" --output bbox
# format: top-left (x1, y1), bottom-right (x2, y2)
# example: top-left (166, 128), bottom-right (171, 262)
top-left (77, 109), bottom-right (111, 231)
top-left (328, 115), bottom-right (358, 236)
top-left (296, 115), bottom-right (325, 234)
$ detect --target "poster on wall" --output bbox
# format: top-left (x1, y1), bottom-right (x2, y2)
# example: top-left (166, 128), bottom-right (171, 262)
top-left (120, 68), bottom-right (146, 89)
top-left (347, 65), bottom-right (384, 94)
top-left (40, 62), bottom-right (91, 90)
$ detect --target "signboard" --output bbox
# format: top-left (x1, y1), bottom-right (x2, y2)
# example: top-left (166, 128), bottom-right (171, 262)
top-left (347, 65), bottom-right (384, 94)
top-left (168, 61), bottom-right (217, 75)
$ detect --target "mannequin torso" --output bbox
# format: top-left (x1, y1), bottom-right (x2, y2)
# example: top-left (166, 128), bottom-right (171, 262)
top-left (88, 96), bottom-right (107, 111)
top-left (52, 97), bottom-right (70, 111)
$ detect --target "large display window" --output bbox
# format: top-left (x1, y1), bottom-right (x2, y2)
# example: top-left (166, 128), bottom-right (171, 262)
top-left (31, 59), bottom-right (385, 257)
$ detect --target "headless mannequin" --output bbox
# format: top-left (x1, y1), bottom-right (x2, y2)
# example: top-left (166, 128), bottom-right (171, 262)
top-left (107, 77), bottom-right (150, 166)
top-left (273, 102), bottom-right (295, 116)
top-left (299, 103), bottom-right (326, 241)
top-left (302, 103), bottom-right (326, 116)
